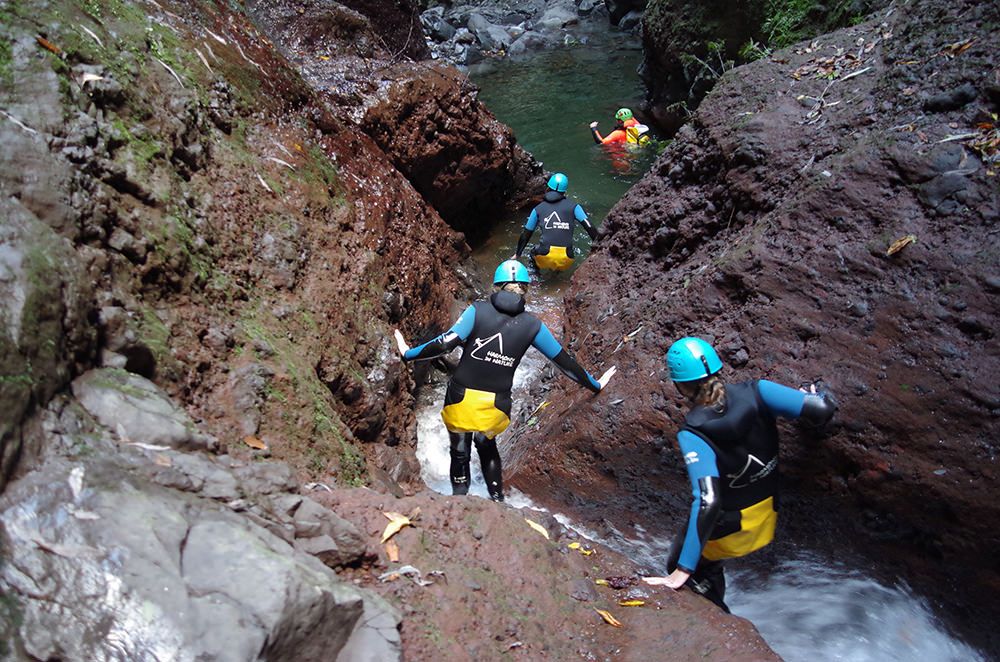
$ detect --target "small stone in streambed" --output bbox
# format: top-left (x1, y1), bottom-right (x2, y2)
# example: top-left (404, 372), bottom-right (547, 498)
top-left (569, 579), bottom-right (599, 602)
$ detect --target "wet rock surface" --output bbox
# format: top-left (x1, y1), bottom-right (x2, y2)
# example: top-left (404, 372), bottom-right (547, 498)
top-left (515, 0), bottom-right (999, 653)
top-left (418, 0), bottom-right (624, 66)
top-left (245, 0), bottom-right (545, 242)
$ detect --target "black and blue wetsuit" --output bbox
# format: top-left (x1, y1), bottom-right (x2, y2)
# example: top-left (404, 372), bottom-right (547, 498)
top-left (403, 290), bottom-right (600, 501)
top-left (665, 380), bottom-right (836, 610)
top-left (515, 191), bottom-right (597, 271)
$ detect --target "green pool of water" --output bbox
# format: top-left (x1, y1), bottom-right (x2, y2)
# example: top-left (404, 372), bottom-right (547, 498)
top-left (468, 37), bottom-right (659, 280)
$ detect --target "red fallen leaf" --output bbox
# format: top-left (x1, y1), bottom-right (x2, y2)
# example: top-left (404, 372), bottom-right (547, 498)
top-left (603, 575), bottom-right (638, 590)
top-left (36, 36), bottom-right (61, 54)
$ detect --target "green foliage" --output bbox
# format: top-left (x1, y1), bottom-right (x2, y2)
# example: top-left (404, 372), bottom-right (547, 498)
top-left (739, 38), bottom-right (772, 61)
top-left (762, 0), bottom-right (817, 48)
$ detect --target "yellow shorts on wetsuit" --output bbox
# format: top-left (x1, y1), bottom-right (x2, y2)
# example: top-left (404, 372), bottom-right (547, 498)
top-left (702, 497), bottom-right (777, 561)
top-left (533, 246), bottom-right (573, 271)
top-left (440, 387), bottom-right (510, 439)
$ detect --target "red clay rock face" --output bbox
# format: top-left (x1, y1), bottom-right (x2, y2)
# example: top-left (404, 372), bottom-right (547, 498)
top-left (325, 488), bottom-right (780, 661)
top-left (246, 0), bottom-right (544, 245)
top-left (514, 0), bottom-right (999, 652)
top-left (359, 63), bottom-right (544, 244)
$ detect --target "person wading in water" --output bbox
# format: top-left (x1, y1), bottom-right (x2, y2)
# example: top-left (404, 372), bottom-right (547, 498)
top-left (393, 260), bottom-right (616, 501)
top-left (643, 337), bottom-right (836, 611)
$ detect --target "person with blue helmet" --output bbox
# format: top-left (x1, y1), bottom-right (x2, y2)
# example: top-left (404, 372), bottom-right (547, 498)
top-left (393, 260), bottom-right (615, 501)
top-left (514, 173), bottom-right (598, 272)
top-left (642, 337), bottom-right (837, 611)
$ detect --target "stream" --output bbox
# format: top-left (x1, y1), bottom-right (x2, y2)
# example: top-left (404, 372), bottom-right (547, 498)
top-left (414, 38), bottom-right (984, 661)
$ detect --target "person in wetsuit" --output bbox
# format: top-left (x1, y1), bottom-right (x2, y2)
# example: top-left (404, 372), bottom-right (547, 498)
top-left (514, 173), bottom-right (597, 272)
top-left (642, 337), bottom-right (837, 611)
top-left (589, 107), bottom-right (644, 145)
top-left (393, 260), bottom-right (616, 502)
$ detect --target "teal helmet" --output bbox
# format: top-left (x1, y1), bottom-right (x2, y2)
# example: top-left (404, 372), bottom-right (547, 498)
top-left (493, 259), bottom-right (531, 285)
top-left (666, 337), bottom-right (723, 382)
top-left (615, 107), bottom-right (633, 122)
top-left (547, 172), bottom-right (569, 193)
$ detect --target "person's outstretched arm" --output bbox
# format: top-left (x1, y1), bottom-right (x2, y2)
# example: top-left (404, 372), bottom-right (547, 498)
top-left (589, 121), bottom-right (603, 144)
top-left (515, 209), bottom-right (539, 258)
top-left (756, 380), bottom-right (837, 426)
top-left (400, 306), bottom-right (475, 362)
top-left (574, 205), bottom-right (598, 241)
top-left (643, 430), bottom-right (721, 589)
top-left (531, 322), bottom-right (601, 393)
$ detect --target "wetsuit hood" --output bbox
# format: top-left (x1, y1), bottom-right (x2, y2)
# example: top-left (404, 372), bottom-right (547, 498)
top-left (543, 190), bottom-right (565, 203)
top-left (490, 290), bottom-right (525, 316)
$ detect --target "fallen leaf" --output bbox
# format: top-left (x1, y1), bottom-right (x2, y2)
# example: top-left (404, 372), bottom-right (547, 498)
top-left (36, 36), bottom-right (61, 54)
top-left (319, 55), bottom-right (330, 61)
top-left (407, 506), bottom-right (422, 521)
top-left (243, 435), bottom-right (268, 450)
top-left (154, 453), bottom-right (172, 467)
top-left (886, 234), bottom-right (917, 256)
top-left (594, 608), bottom-right (623, 627)
top-left (579, 548), bottom-right (595, 556)
top-left (524, 518), bottom-right (549, 540)
top-left (618, 600), bottom-right (646, 607)
top-left (603, 575), bottom-right (638, 589)
top-left (381, 512), bottom-right (412, 543)
top-left (568, 542), bottom-right (581, 550)
top-left (595, 579), bottom-right (610, 586)
top-left (79, 72), bottom-right (104, 86)
top-left (385, 539), bottom-right (400, 563)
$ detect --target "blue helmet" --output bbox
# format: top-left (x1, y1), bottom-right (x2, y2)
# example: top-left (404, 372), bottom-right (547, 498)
top-left (493, 259), bottom-right (531, 285)
top-left (666, 337), bottom-right (723, 382)
top-left (547, 173), bottom-right (568, 193)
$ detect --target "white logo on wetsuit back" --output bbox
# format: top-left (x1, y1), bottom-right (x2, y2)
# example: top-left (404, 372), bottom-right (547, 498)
top-left (469, 332), bottom-right (516, 367)
top-left (543, 211), bottom-right (570, 231)
top-left (726, 454), bottom-right (777, 488)
top-left (684, 451), bottom-right (699, 465)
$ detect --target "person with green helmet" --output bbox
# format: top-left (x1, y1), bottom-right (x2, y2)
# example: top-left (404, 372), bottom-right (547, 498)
top-left (642, 337), bottom-right (837, 611)
top-left (589, 107), bottom-right (647, 145)
top-left (514, 173), bottom-right (598, 272)
top-left (393, 260), bottom-right (616, 501)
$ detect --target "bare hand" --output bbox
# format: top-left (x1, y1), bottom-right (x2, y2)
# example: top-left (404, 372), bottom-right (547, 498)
top-left (597, 366), bottom-right (617, 390)
top-left (800, 383), bottom-right (818, 394)
top-left (393, 329), bottom-right (410, 357)
top-left (510, 253), bottom-right (518, 260)
top-left (642, 568), bottom-right (690, 589)
top-left (589, 121), bottom-right (599, 129)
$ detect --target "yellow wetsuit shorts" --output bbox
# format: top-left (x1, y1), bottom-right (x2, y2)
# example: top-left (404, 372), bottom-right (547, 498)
top-left (441, 383), bottom-right (511, 440)
top-left (533, 246), bottom-right (573, 271)
top-left (702, 497), bottom-right (777, 561)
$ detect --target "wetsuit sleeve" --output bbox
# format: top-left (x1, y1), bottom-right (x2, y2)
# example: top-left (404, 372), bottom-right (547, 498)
top-left (757, 380), bottom-right (837, 425)
top-left (402, 306), bottom-right (475, 362)
top-left (591, 126), bottom-right (603, 144)
top-left (532, 323), bottom-right (601, 393)
top-left (516, 210), bottom-right (538, 257)
top-left (675, 430), bottom-right (722, 573)
top-left (575, 205), bottom-right (598, 241)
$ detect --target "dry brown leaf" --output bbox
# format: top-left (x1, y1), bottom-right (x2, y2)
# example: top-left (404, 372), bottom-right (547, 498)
top-left (618, 600), bottom-right (646, 607)
top-left (153, 453), bottom-right (172, 467)
top-left (886, 234), bottom-right (917, 256)
top-left (524, 518), bottom-right (550, 539)
top-left (381, 512), bottom-right (412, 544)
top-left (36, 36), bottom-right (61, 54)
top-left (243, 435), bottom-right (267, 450)
top-left (594, 608), bottom-right (623, 627)
top-left (407, 506), bottom-right (422, 521)
top-left (385, 539), bottom-right (400, 563)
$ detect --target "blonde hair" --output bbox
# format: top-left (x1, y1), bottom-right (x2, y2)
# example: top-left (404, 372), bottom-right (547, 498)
top-left (678, 375), bottom-right (727, 412)
top-left (496, 282), bottom-right (528, 296)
